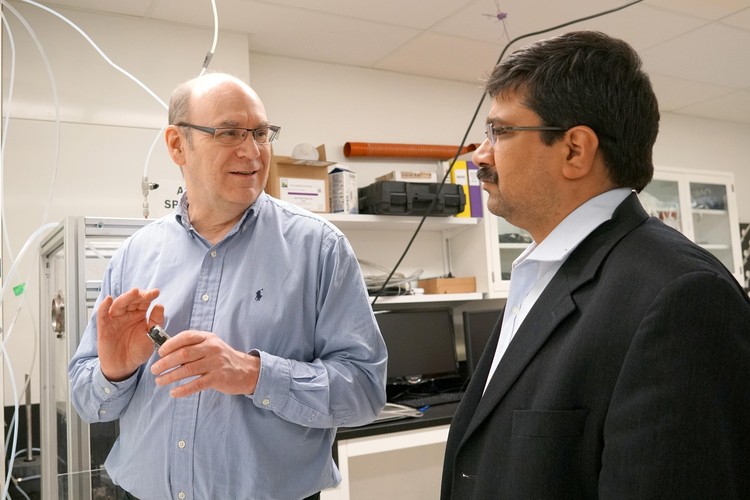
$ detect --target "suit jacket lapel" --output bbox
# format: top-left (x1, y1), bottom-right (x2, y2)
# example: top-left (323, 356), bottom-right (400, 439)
top-left (461, 282), bottom-right (577, 438)
top-left (458, 193), bottom-right (649, 442)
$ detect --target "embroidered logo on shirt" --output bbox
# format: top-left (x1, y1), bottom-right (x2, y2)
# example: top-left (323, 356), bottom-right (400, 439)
top-left (255, 289), bottom-right (263, 301)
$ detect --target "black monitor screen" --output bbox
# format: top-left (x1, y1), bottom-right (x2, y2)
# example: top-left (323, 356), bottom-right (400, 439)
top-left (375, 308), bottom-right (460, 385)
top-left (462, 309), bottom-right (503, 377)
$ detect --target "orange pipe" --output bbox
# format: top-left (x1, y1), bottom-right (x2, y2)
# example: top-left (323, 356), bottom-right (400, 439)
top-left (343, 142), bottom-right (479, 160)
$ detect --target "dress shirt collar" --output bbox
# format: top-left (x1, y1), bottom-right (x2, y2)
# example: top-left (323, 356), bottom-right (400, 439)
top-left (175, 191), bottom-right (264, 241)
top-left (514, 188), bottom-right (633, 268)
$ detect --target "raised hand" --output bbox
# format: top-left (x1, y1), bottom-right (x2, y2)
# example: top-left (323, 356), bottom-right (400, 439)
top-left (97, 288), bottom-right (165, 381)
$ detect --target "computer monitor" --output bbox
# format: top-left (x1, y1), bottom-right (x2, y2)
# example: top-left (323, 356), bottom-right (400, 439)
top-left (462, 308), bottom-right (504, 378)
top-left (375, 308), bottom-right (460, 385)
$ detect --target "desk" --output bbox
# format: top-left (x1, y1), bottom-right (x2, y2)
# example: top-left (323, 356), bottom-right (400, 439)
top-left (322, 403), bottom-right (458, 500)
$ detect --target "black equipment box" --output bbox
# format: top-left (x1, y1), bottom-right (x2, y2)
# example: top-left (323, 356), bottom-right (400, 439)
top-left (358, 181), bottom-right (466, 216)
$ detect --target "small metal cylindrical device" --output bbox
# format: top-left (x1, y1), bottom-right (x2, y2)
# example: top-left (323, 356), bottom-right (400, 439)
top-left (147, 325), bottom-right (170, 348)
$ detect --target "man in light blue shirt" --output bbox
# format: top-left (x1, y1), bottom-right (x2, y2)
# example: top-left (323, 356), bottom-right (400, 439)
top-left (69, 72), bottom-right (387, 500)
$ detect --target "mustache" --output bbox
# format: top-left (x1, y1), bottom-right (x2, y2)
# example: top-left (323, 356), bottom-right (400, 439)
top-left (476, 167), bottom-right (498, 184)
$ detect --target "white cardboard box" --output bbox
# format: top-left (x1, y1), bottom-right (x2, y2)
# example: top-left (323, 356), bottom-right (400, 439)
top-left (267, 144), bottom-right (334, 213)
top-left (279, 177), bottom-right (328, 212)
top-left (329, 167), bottom-right (358, 214)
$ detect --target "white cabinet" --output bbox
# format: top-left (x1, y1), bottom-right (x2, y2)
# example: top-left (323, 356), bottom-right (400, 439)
top-left (484, 213), bottom-right (532, 297)
top-left (322, 425), bottom-right (449, 500)
top-left (640, 167), bottom-right (743, 283)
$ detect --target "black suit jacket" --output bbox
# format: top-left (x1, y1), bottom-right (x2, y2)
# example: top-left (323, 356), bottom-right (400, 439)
top-left (441, 193), bottom-right (750, 499)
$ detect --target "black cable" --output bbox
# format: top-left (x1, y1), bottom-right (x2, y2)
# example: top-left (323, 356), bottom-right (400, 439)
top-left (370, 0), bottom-right (644, 306)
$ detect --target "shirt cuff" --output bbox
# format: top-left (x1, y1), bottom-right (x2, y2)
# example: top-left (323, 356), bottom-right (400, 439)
top-left (247, 349), bottom-right (289, 412)
top-left (93, 365), bottom-right (137, 401)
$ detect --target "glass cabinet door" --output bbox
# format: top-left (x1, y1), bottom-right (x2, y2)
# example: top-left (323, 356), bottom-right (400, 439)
top-left (640, 178), bottom-right (682, 232)
top-left (689, 181), bottom-right (734, 272)
top-left (495, 217), bottom-right (532, 283)
top-left (642, 168), bottom-right (742, 282)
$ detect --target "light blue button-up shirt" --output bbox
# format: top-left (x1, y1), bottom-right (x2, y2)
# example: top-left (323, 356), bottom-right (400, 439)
top-left (69, 192), bottom-right (388, 500)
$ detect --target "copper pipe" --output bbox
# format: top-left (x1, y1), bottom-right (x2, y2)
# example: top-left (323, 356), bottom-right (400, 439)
top-left (343, 142), bottom-right (479, 160)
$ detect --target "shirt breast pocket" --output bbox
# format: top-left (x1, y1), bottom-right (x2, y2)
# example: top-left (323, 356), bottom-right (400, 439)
top-left (511, 409), bottom-right (588, 437)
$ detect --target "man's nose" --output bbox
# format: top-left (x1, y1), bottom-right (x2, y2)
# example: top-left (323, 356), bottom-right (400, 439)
top-left (236, 134), bottom-right (261, 157)
top-left (472, 138), bottom-right (493, 168)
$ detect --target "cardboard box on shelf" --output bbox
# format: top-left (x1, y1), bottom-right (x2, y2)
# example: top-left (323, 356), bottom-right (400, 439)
top-left (329, 167), bottom-right (358, 214)
top-left (416, 277), bottom-right (476, 294)
top-left (376, 170), bottom-right (437, 183)
top-left (266, 144), bottom-right (335, 213)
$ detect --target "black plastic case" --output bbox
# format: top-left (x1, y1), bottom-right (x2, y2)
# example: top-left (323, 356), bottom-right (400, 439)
top-left (358, 181), bottom-right (466, 216)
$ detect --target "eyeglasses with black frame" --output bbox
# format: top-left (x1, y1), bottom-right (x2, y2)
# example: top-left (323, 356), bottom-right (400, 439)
top-left (176, 122), bottom-right (281, 145)
top-left (485, 123), bottom-right (566, 147)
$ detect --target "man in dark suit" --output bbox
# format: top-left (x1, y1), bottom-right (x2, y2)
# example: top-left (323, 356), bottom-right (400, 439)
top-left (441, 31), bottom-right (750, 499)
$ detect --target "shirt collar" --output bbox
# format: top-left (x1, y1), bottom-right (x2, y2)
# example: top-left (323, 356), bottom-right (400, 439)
top-left (175, 191), bottom-right (263, 239)
top-left (517, 188), bottom-right (632, 265)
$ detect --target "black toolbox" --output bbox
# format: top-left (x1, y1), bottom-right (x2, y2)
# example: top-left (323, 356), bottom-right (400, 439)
top-left (358, 181), bottom-right (466, 216)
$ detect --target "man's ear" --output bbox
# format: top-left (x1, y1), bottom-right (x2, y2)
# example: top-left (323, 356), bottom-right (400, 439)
top-left (560, 125), bottom-right (599, 181)
top-left (165, 125), bottom-right (187, 166)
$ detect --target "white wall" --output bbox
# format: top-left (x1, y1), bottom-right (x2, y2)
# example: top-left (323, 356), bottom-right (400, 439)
top-left (3, 1), bottom-right (750, 412)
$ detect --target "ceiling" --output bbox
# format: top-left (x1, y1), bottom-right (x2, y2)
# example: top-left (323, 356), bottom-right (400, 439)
top-left (28, 0), bottom-right (750, 125)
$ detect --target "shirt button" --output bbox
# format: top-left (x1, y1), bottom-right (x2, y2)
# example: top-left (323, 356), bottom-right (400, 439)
top-left (511, 306), bottom-right (520, 315)
top-left (202, 294), bottom-right (209, 301)
top-left (178, 492), bottom-right (186, 499)
top-left (178, 440), bottom-right (186, 449)
top-left (211, 250), bottom-right (217, 258)
top-left (262, 398), bottom-right (270, 406)
top-left (103, 387), bottom-right (111, 394)
top-left (99, 409), bottom-right (107, 415)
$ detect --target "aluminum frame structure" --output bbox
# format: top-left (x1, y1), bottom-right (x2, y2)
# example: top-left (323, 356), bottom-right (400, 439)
top-left (39, 216), bottom-right (150, 500)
